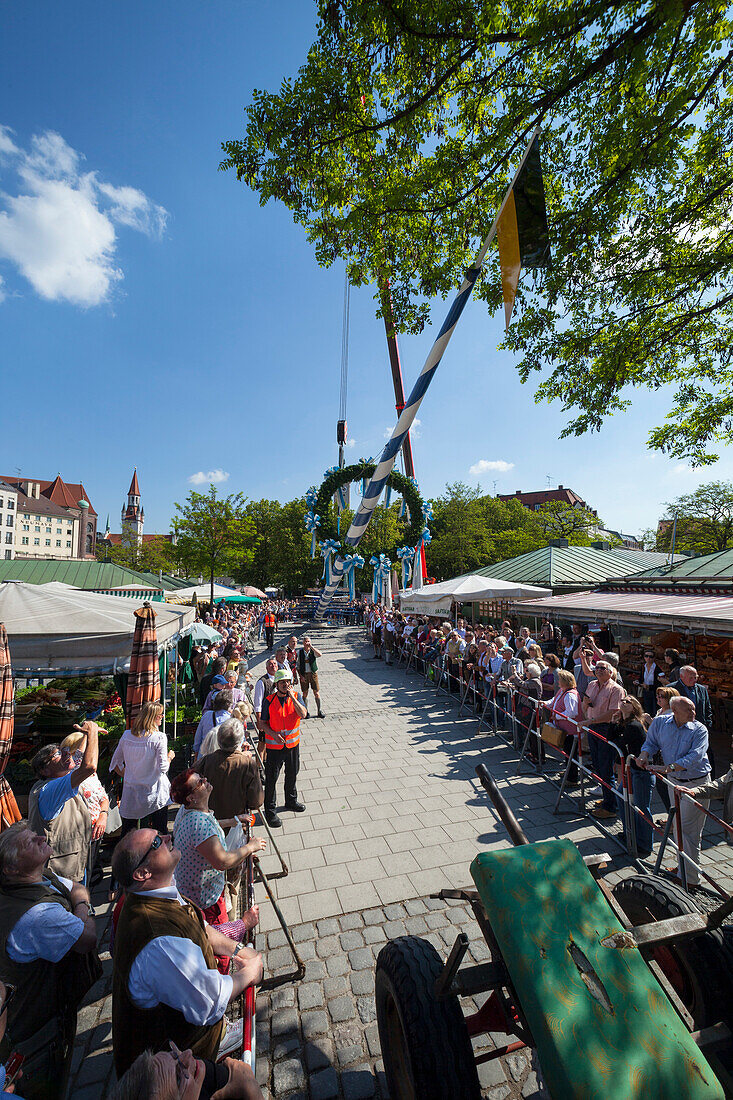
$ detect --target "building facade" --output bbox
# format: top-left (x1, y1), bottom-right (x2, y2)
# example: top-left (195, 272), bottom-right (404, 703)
top-left (0, 483), bottom-right (18, 560)
top-left (1, 474), bottom-right (96, 559)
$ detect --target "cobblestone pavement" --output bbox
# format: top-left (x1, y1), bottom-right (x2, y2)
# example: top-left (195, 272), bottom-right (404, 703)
top-left (65, 622), bottom-right (733, 1098)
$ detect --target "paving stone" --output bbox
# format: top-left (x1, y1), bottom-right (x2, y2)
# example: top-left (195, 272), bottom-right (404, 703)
top-left (267, 945), bottom-right (295, 971)
top-left (365, 1022), bottom-right (381, 1058)
top-left (298, 982), bottom-right (326, 1011)
top-left (350, 969), bottom-right (373, 996)
top-left (383, 903), bottom-right (407, 919)
top-left (273, 1057), bottom-right (305, 1094)
top-left (316, 935), bottom-right (341, 958)
top-left (337, 1041), bottom-right (364, 1066)
top-left (272, 1007), bottom-right (299, 1039)
top-left (425, 911), bottom-right (447, 929)
top-left (271, 985), bottom-right (296, 1010)
top-left (363, 924), bottom-right (387, 945)
top-left (356, 995), bottom-right (377, 1023)
top-left (362, 907), bottom-right (385, 926)
top-left (267, 927), bottom-right (288, 949)
top-left (304, 958), bottom-right (327, 981)
top-left (404, 914), bottom-right (428, 934)
top-left (317, 918), bottom-right (340, 937)
top-left (304, 1038), bottom-right (333, 1072)
top-left (324, 974), bottom-right (349, 998)
top-left (328, 995), bottom-right (357, 1023)
top-left (488, 1087), bottom-right (512, 1100)
top-left (507, 1050), bottom-right (531, 1082)
top-left (273, 1037), bottom-right (300, 1061)
top-left (340, 929), bottom-right (364, 950)
top-left (384, 919), bottom-right (407, 938)
top-left (342, 1064), bottom-right (377, 1098)
top-left (349, 946), bottom-right (374, 971)
top-left (522, 1071), bottom-right (543, 1098)
top-left (425, 896), bottom-right (447, 910)
top-left (310, 1065), bottom-right (340, 1100)
top-left (301, 1010), bottom-right (330, 1039)
top-left (339, 912), bottom-right (363, 931)
top-left (404, 897), bottom-right (427, 915)
top-left (478, 1056), bottom-right (509, 1089)
top-left (326, 953), bottom-right (349, 977)
top-left (292, 921), bottom-right (316, 943)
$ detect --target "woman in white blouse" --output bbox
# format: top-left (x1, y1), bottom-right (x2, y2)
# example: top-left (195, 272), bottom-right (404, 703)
top-left (110, 701), bottom-right (173, 837)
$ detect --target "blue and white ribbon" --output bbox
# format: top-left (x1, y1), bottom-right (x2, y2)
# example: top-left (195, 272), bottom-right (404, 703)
top-left (422, 501), bottom-right (434, 523)
top-left (342, 552), bottom-right (364, 600)
top-left (396, 545), bottom-right (414, 590)
top-left (306, 487), bottom-right (318, 509)
top-left (320, 538), bottom-right (341, 584)
top-left (313, 129), bottom-right (542, 620)
top-left (305, 511), bottom-right (321, 558)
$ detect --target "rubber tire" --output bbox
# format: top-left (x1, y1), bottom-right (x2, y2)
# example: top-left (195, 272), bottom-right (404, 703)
top-left (375, 936), bottom-right (481, 1100)
top-left (613, 874), bottom-right (733, 1028)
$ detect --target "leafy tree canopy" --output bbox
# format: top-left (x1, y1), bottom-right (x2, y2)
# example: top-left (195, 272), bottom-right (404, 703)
top-left (657, 479), bottom-right (733, 554)
top-left (172, 487), bottom-right (256, 603)
top-left (222, 0), bottom-right (733, 464)
top-left (533, 500), bottom-right (606, 544)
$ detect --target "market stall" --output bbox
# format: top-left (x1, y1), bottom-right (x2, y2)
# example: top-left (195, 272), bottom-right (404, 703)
top-left (400, 574), bottom-right (551, 616)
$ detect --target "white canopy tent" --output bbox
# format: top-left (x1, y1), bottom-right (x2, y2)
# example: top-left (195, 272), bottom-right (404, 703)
top-left (0, 581), bottom-right (195, 673)
top-left (399, 574), bottom-right (552, 615)
top-left (169, 583), bottom-right (239, 602)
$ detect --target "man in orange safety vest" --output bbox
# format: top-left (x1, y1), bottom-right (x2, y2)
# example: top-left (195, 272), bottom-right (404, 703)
top-left (261, 669), bottom-right (307, 828)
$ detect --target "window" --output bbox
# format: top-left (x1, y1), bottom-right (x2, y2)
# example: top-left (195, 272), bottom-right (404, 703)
top-left (6, 516), bottom-right (13, 526)
top-left (7, 499), bottom-right (14, 510)
top-left (45, 539), bottom-right (51, 546)
top-left (55, 540), bottom-right (61, 547)
top-left (45, 527), bottom-right (51, 534)
top-left (34, 526), bottom-right (40, 533)
top-left (22, 525), bottom-right (28, 531)
top-left (87, 522), bottom-right (93, 534)
top-left (21, 538), bottom-right (28, 546)
top-left (66, 540), bottom-right (71, 548)
top-left (23, 514), bottom-right (29, 520)
top-left (56, 528), bottom-right (61, 535)
top-left (4, 550), bottom-right (10, 560)
top-left (85, 534), bottom-right (93, 553)
top-left (33, 538), bottom-right (39, 546)
top-left (0, 499), bottom-right (4, 509)
top-left (4, 533), bottom-right (11, 544)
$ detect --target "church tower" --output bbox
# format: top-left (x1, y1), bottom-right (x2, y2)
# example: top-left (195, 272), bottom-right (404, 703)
top-left (121, 468), bottom-right (144, 546)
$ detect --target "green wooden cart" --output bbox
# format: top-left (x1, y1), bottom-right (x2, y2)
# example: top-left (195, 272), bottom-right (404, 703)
top-left (375, 764), bottom-right (733, 1100)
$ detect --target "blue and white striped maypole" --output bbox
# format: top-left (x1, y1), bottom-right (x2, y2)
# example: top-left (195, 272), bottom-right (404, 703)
top-left (314, 128), bottom-right (541, 620)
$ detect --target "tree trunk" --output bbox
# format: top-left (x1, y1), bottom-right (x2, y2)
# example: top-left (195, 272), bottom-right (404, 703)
top-left (210, 564), bottom-right (215, 611)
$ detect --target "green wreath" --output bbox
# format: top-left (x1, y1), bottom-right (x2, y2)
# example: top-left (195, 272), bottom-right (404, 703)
top-left (314, 461), bottom-right (425, 559)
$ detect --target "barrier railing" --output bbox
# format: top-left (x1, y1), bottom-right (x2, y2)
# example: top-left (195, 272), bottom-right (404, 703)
top-left (373, 629), bottom-right (732, 894)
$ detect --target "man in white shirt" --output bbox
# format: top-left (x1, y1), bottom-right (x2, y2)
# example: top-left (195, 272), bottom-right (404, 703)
top-left (0, 822), bottom-right (98, 1100)
top-left (111, 827), bottom-right (262, 1076)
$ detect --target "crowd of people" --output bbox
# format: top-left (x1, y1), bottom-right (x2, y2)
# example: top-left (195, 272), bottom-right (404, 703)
top-left (0, 598), bottom-right (318, 1100)
top-left (366, 605), bottom-right (723, 881)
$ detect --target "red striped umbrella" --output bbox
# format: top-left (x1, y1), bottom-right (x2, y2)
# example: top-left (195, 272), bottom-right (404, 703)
top-left (126, 603), bottom-right (161, 727)
top-left (0, 624), bottom-right (22, 830)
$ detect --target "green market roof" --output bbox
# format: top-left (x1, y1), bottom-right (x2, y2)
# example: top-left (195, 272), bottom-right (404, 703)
top-left (470, 545), bottom-right (677, 591)
top-left (621, 547), bottom-right (733, 584)
top-left (0, 559), bottom-right (182, 591)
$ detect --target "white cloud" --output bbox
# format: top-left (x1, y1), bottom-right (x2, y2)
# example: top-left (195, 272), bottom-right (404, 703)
top-left (345, 438), bottom-right (357, 449)
top-left (384, 417), bottom-right (421, 440)
top-left (0, 125), bottom-right (168, 306)
top-left (469, 458), bottom-right (515, 477)
top-left (670, 462), bottom-right (693, 476)
top-left (188, 469), bottom-right (230, 486)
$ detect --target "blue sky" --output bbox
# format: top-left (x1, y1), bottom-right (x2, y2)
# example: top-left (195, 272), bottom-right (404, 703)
top-left (1, 2), bottom-right (729, 540)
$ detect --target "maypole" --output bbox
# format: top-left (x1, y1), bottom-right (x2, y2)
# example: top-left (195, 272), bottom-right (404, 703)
top-left (314, 127), bottom-right (542, 621)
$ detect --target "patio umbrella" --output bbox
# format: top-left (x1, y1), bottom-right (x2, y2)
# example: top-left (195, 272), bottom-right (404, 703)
top-left (126, 603), bottom-right (161, 726)
top-left (241, 585), bottom-right (266, 599)
top-left (0, 624), bottom-right (22, 829)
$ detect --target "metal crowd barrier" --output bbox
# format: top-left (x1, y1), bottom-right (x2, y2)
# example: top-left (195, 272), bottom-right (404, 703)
top-left (376, 631), bottom-right (733, 894)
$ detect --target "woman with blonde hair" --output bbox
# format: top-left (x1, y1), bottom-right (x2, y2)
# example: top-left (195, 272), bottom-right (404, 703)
top-left (110, 700), bottom-right (173, 837)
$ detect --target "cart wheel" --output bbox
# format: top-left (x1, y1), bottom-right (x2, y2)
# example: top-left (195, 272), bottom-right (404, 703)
top-left (375, 936), bottom-right (481, 1100)
top-left (613, 874), bottom-right (733, 1028)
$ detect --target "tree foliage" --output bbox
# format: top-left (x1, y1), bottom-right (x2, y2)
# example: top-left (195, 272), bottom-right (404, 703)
top-left (172, 487), bottom-right (255, 604)
top-left (657, 480), bottom-right (733, 554)
top-left (533, 501), bottom-right (604, 543)
top-left (222, 0), bottom-right (733, 464)
top-left (96, 528), bottom-right (178, 574)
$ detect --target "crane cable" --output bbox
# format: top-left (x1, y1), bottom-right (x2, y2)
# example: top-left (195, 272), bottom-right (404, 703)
top-left (339, 271), bottom-right (350, 424)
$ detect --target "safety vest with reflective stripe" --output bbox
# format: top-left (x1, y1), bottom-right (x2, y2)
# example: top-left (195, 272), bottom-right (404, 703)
top-left (264, 693), bottom-right (300, 750)
top-left (265, 613), bottom-right (276, 628)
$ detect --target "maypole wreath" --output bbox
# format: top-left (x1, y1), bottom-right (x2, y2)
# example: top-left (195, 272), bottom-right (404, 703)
top-left (304, 461), bottom-right (428, 596)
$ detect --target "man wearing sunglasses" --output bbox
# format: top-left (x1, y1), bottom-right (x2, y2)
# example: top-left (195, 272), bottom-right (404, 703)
top-left (111, 827), bottom-right (262, 1077)
top-left (0, 822), bottom-right (98, 1100)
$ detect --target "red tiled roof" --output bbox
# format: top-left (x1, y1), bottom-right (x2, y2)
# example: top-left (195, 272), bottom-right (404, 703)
top-left (497, 487), bottom-right (587, 509)
top-left (103, 532), bottom-right (173, 545)
top-left (1, 475), bottom-right (97, 517)
top-left (16, 491), bottom-right (74, 519)
top-left (128, 468), bottom-right (141, 496)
